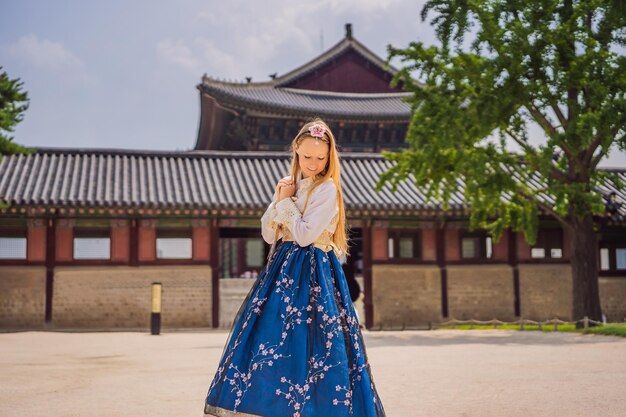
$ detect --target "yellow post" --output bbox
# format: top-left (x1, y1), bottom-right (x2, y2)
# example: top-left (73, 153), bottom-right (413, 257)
top-left (151, 282), bottom-right (162, 335)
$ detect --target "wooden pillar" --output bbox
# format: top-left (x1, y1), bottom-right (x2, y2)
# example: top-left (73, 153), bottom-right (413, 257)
top-left (210, 218), bottom-right (220, 328)
top-left (45, 217), bottom-right (56, 324)
top-left (436, 220), bottom-right (449, 318)
top-left (130, 218), bottom-right (139, 266)
top-left (363, 220), bottom-right (373, 329)
top-left (509, 229), bottom-right (521, 317)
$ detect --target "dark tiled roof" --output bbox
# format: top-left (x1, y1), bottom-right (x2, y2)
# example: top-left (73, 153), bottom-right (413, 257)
top-left (0, 149), bottom-right (455, 213)
top-left (197, 35), bottom-right (412, 121)
top-left (0, 149), bottom-right (624, 222)
top-left (198, 81), bottom-right (411, 121)
top-left (272, 37), bottom-right (398, 87)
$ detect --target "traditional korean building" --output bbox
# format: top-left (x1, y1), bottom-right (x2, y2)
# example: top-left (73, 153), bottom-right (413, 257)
top-left (1, 25), bottom-right (625, 331)
top-left (195, 24), bottom-right (411, 153)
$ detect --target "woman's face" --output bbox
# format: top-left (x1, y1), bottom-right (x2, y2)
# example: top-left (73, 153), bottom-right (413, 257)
top-left (295, 136), bottom-right (330, 178)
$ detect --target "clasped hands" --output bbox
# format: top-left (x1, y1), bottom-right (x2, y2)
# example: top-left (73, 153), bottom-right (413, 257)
top-left (276, 177), bottom-right (296, 201)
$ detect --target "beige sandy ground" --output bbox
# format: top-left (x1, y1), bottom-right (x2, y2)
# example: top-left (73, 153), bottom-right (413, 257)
top-left (0, 329), bottom-right (625, 417)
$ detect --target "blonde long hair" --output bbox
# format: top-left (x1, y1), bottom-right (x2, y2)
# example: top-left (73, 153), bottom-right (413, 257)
top-left (289, 118), bottom-right (349, 258)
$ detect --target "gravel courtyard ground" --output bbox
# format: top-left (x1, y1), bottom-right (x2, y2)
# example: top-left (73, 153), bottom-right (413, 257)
top-left (1, 329), bottom-right (624, 417)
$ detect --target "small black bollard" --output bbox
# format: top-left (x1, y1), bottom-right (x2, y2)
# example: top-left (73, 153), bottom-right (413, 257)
top-left (151, 282), bottom-right (162, 335)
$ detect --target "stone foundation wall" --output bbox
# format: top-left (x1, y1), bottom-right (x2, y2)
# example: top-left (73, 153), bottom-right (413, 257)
top-left (518, 264), bottom-right (573, 321)
top-left (53, 266), bottom-right (212, 329)
top-left (2, 263), bottom-right (622, 330)
top-left (446, 265), bottom-right (516, 321)
top-left (0, 267), bottom-right (46, 329)
top-left (599, 276), bottom-right (626, 322)
top-left (372, 265), bottom-right (442, 329)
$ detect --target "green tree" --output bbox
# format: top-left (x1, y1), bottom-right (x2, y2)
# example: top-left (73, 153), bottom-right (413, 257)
top-left (378, 0), bottom-right (625, 321)
top-left (0, 66), bottom-right (31, 156)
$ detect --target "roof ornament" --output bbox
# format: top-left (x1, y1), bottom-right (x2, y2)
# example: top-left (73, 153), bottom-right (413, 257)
top-left (345, 23), bottom-right (353, 40)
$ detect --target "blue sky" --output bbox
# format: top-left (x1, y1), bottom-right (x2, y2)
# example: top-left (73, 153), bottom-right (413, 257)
top-left (1, 0), bottom-right (624, 167)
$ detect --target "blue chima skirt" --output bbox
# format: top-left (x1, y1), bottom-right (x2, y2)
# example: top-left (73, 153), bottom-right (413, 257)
top-left (204, 240), bottom-right (386, 417)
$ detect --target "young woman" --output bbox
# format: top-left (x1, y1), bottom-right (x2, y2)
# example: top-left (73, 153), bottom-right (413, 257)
top-left (204, 119), bottom-right (386, 417)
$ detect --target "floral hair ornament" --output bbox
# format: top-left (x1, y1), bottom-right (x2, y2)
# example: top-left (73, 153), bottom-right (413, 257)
top-left (308, 124), bottom-right (326, 145)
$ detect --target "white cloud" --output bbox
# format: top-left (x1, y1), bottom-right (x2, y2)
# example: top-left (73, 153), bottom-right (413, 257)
top-left (179, 1), bottom-right (323, 80)
top-left (195, 10), bottom-right (217, 25)
top-left (185, 0), bottom-right (426, 81)
top-left (193, 37), bottom-right (242, 77)
top-left (157, 26), bottom-right (311, 81)
top-left (4, 34), bottom-right (83, 71)
top-left (156, 39), bottom-right (202, 73)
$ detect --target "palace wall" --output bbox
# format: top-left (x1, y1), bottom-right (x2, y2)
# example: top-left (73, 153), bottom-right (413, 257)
top-left (52, 266), bottom-right (212, 329)
top-left (446, 265), bottom-right (516, 321)
top-left (372, 265), bottom-right (442, 329)
top-left (0, 267), bottom-right (46, 328)
top-left (599, 276), bottom-right (626, 322)
top-left (1, 218), bottom-right (625, 330)
top-left (518, 264), bottom-right (573, 321)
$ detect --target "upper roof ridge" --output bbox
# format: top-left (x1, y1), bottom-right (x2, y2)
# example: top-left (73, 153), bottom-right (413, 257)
top-left (273, 34), bottom-right (398, 88)
top-left (199, 24), bottom-right (409, 93)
